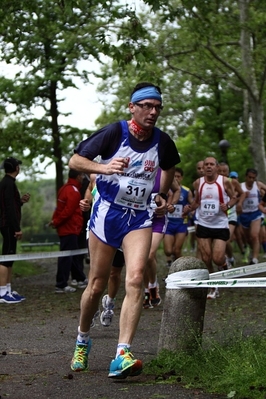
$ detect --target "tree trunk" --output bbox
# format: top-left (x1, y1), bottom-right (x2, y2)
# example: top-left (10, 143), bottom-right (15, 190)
top-left (239, 0), bottom-right (266, 181)
top-left (50, 80), bottom-right (64, 192)
top-left (248, 99), bottom-right (266, 181)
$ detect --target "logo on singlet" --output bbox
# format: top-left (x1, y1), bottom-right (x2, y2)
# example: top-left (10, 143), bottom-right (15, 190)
top-left (132, 160), bottom-right (142, 167)
top-left (144, 159), bottom-right (155, 172)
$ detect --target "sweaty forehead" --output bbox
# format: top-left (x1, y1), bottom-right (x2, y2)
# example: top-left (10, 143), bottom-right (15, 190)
top-left (204, 159), bottom-right (216, 165)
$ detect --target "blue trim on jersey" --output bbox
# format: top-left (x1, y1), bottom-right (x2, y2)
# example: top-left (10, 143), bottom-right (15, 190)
top-left (168, 185), bottom-right (190, 220)
top-left (96, 120), bottom-right (161, 207)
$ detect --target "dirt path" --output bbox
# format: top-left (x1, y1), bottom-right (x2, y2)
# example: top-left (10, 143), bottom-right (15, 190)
top-left (1, 256), bottom-right (265, 399)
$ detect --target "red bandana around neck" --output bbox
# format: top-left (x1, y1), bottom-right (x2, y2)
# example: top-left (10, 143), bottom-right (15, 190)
top-left (129, 119), bottom-right (149, 137)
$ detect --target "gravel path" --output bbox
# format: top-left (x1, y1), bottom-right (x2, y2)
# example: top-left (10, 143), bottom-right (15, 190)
top-left (1, 255), bottom-right (265, 399)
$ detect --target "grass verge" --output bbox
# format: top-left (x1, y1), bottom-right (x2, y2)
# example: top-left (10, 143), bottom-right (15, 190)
top-left (12, 260), bottom-right (44, 278)
top-left (144, 334), bottom-right (266, 398)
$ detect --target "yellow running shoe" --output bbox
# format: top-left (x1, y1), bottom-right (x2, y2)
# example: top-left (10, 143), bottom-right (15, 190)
top-left (71, 340), bottom-right (91, 372)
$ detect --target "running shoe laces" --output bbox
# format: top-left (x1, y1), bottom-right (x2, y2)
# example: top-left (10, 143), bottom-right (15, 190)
top-left (71, 340), bottom-right (91, 372)
top-left (108, 348), bottom-right (142, 379)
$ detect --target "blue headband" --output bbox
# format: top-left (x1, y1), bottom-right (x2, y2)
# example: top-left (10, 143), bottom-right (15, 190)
top-left (131, 86), bottom-right (162, 103)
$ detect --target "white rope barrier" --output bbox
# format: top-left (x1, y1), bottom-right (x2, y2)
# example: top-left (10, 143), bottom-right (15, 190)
top-left (2, 245), bottom-right (266, 290)
top-left (166, 277), bottom-right (266, 289)
top-left (165, 262), bottom-right (266, 289)
top-left (165, 269), bottom-right (209, 281)
top-left (0, 248), bottom-right (88, 262)
top-left (211, 262), bottom-right (266, 279)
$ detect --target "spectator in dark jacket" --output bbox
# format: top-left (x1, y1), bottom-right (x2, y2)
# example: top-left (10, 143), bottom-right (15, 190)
top-left (50, 169), bottom-right (88, 293)
top-left (0, 157), bottom-right (30, 304)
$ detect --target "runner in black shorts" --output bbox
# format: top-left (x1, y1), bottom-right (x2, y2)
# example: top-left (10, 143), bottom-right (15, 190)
top-left (196, 224), bottom-right (230, 241)
top-left (183, 157), bottom-right (236, 299)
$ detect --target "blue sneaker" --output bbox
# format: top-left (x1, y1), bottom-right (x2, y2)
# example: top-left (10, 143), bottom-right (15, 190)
top-left (108, 348), bottom-right (142, 379)
top-left (12, 291), bottom-right (26, 301)
top-left (71, 339), bottom-right (92, 372)
top-left (0, 292), bottom-right (22, 304)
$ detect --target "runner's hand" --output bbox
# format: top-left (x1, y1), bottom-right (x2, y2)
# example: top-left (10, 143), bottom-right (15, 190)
top-left (104, 158), bottom-right (129, 175)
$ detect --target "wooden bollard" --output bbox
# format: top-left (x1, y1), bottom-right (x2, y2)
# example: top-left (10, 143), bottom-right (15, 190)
top-left (158, 256), bottom-right (209, 354)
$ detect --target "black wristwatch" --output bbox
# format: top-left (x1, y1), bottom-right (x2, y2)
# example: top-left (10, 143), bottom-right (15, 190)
top-left (158, 192), bottom-right (168, 201)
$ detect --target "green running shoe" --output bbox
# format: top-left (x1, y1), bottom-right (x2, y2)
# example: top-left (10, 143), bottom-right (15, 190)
top-left (71, 339), bottom-right (91, 372)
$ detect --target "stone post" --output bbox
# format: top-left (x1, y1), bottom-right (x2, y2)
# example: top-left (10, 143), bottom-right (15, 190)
top-left (158, 256), bottom-right (208, 354)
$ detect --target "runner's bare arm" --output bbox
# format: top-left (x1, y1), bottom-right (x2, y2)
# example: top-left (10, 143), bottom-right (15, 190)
top-left (69, 154), bottom-right (127, 175)
top-left (182, 179), bottom-right (200, 216)
top-left (223, 177), bottom-right (238, 211)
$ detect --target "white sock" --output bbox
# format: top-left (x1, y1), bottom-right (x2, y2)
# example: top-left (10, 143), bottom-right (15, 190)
top-left (116, 343), bottom-right (130, 358)
top-left (107, 295), bottom-right (115, 304)
top-left (148, 281), bottom-right (157, 289)
top-left (0, 285), bottom-right (7, 296)
top-left (77, 326), bottom-right (90, 344)
top-left (6, 283), bottom-right (11, 294)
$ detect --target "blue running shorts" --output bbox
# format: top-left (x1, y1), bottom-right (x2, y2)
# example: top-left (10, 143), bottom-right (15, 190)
top-left (238, 209), bottom-right (262, 229)
top-left (89, 197), bottom-right (153, 248)
top-left (165, 218), bottom-right (188, 235)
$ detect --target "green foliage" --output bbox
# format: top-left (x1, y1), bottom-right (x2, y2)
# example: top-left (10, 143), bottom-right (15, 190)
top-left (12, 259), bottom-right (43, 278)
top-left (95, 0), bottom-right (265, 181)
top-left (145, 335), bottom-right (266, 398)
top-left (146, 0), bottom-right (266, 179)
top-left (16, 178), bottom-right (56, 240)
top-left (1, 0), bottom-right (266, 186)
top-left (94, 20), bottom-right (247, 187)
top-left (0, 0), bottom-right (148, 190)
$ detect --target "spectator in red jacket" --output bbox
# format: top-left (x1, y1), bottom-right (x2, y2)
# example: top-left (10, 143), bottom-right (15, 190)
top-left (50, 169), bottom-right (88, 293)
